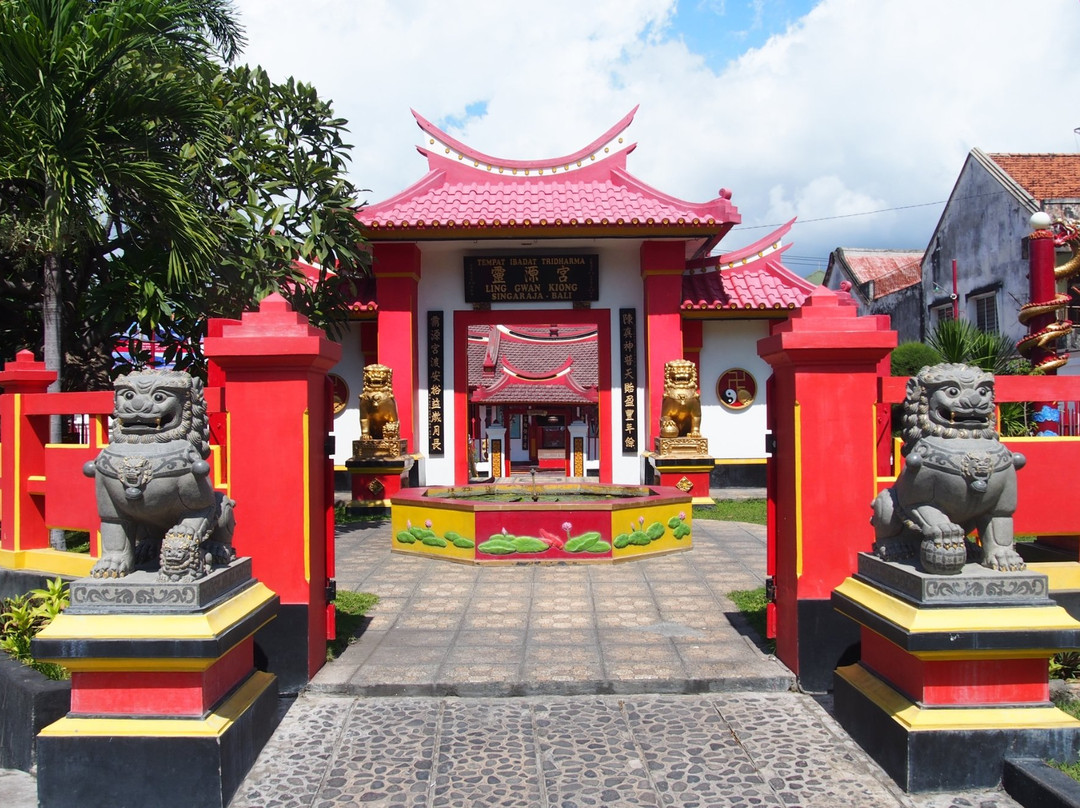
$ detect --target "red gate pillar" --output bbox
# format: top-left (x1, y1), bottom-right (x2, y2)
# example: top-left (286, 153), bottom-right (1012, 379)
top-left (372, 242), bottom-right (421, 451)
top-left (203, 294), bottom-right (341, 692)
top-left (641, 241), bottom-right (687, 444)
top-left (758, 288), bottom-right (896, 691)
top-left (0, 351), bottom-right (55, 555)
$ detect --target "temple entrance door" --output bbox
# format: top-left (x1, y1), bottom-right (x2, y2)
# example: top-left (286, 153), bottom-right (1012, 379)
top-left (454, 309), bottom-right (612, 484)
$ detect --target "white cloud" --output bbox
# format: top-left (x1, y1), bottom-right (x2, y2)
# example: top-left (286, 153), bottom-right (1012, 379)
top-left (231, 0), bottom-right (1080, 273)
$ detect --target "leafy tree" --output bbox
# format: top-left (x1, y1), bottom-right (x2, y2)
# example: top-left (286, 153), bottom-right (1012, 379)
top-left (93, 64), bottom-right (370, 378)
top-left (1, 3), bottom-right (369, 387)
top-left (0, 0), bottom-right (244, 392)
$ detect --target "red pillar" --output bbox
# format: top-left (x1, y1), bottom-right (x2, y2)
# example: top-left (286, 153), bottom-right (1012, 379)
top-left (757, 288), bottom-right (897, 691)
top-left (0, 351), bottom-right (55, 553)
top-left (372, 242), bottom-right (421, 450)
top-left (641, 241), bottom-right (687, 443)
top-left (203, 294), bottom-right (341, 691)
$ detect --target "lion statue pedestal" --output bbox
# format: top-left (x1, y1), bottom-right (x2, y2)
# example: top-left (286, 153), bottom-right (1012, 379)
top-left (345, 363), bottom-right (414, 513)
top-left (830, 363), bottom-right (1080, 793)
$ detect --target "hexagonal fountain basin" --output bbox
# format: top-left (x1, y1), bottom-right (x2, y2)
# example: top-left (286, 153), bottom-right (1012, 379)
top-left (390, 483), bottom-right (693, 563)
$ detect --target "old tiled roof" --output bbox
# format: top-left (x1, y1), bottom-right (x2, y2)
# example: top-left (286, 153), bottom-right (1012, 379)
top-left (989, 154), bottom-right (1080, 201)
top-left (468, 324), bottom-right (598, 404)
top-left (358, 108), bottom-right (740, 240)
top-left (681, 220), bottom-right (817, 313)
top-left (830, 248), bottom-right (922, 299)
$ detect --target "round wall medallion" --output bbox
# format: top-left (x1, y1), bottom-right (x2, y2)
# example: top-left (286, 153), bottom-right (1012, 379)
top-left (716, 369), bottom-right (756, 411)
top-left (329, 374), bottom-right (349, 416)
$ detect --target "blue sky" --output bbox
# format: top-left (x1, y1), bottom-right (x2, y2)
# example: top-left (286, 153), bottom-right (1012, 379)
top-left (671, 1), bottom-right (818, 72)
top-left (232, 0), bottom-right (1080, 275)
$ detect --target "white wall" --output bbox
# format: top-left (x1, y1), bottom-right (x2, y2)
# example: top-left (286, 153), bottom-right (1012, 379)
top-left (698, 320), bottom-right (772, 460)
top-left (329, 320), bottom-right (368, 468)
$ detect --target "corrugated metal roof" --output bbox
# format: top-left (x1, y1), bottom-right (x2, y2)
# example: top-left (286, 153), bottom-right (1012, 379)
top-left (834, 249), bottom-right (922, 299)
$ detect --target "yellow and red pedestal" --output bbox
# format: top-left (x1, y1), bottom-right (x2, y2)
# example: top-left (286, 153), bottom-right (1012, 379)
top-left (346, 454), bottom-right (416, 512)
top-left (832, 554), bottom-right (1080, 791)
top-left (31, 560), bottom-right (279, 808)
top-left (645, 453), bottom-right (715, 505)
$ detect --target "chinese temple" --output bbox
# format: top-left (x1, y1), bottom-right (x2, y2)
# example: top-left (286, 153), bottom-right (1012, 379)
top-left (331, 107), bottom-right (816, 489)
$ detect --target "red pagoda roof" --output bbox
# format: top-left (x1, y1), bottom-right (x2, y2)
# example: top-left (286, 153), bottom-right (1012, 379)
top-left (358, 108), bottom-right (741, 241)
top-left (681, 220), bottom-right (817, 315)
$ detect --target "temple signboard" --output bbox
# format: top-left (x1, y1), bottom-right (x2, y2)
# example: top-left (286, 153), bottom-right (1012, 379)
top-left (464, 255), bottom-right (599, 303)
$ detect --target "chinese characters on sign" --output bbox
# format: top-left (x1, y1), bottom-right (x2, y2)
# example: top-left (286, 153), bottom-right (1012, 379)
top-left (428, 311), bottom-right (444, 455)
top-left (620, 308), bottom-right (637, 453)
top-left (464, 255), bottom-right (599, 303)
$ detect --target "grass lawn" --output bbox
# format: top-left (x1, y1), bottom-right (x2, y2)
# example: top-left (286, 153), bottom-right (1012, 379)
top-left (326, 590), bottom-right (379, 661)
top-left (727, 586), bottom-right (775, 654)
top-left (693, 499), bottom-right (766, 525)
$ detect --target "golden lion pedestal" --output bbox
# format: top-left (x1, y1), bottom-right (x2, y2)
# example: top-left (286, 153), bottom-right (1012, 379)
top-left (346, 363), bottom-right (415, 513)
top-left (646, 360), bottom-right (715, 504)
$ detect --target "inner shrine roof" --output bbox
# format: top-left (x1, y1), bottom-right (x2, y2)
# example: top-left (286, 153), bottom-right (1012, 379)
top-left (357, 108), bottom-right (740, 241)
top-left (468, 324), bottom-right (598, 405)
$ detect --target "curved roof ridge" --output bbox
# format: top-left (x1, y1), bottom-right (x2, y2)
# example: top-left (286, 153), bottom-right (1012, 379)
top-left (610, 167), bottom-right (739, 218)
top-left (500, 355), bottom-right (574, 381)
top-left (411, 106), bottom-right (639, 173)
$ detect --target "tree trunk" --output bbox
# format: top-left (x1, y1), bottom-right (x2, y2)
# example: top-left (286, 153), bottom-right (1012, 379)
top-left (43, 252), bottom-right (66, 550)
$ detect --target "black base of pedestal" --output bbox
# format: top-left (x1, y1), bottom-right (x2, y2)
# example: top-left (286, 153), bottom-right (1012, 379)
top-left (834, 665), bottom-right (1080, 792)
top-left (37, 672), bottom-right (277, 808)
top-left (796, 597), bottom-right (862, 693)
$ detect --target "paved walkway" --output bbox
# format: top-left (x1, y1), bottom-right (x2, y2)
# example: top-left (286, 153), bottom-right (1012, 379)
top-left (5, 494), bottom-right (1023, 807)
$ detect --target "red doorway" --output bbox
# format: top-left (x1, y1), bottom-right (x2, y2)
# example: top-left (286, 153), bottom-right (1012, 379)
top-left (453, 309), bottom-right (612, 484)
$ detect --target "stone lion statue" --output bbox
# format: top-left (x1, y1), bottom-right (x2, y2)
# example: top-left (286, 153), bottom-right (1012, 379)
top-left (358, 363), bottom-right (399, 441)
top-left (83, 370), bottom-right (235, 580)
top-left (871, 363), bottom-right (1026, 575)
top-left (660, 359), bottom-right (702, 437)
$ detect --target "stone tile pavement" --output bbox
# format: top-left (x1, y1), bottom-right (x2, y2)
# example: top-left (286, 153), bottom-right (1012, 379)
top-left (3, 493), bottom-right (1024, 807)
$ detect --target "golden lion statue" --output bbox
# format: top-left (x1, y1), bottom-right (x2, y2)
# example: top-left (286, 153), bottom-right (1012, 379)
top-left (660, 359), bottom-right (702, 437)
top-left (871, 363), bottom-right (1026, 575)
top-left (83, 370), bottom-right (235, 580)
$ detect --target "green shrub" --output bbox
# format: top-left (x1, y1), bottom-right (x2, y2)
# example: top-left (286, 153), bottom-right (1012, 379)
top-left (0, 577), bottom-right (70, 680)
top-left (891, 341), bottom-right (940, 378)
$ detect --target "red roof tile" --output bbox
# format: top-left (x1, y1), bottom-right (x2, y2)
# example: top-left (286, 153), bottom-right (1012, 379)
top-left (989, 154), bottom-right (1080, 201)
top-left (359, 109), bottom-right (740, 238)
top-left (681, 221), bottom-right (816, 312)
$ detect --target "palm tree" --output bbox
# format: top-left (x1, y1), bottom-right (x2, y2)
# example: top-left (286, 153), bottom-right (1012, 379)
top-left (927, 318), bottom-right (1020, 376)
top-left (0, 0), bottom-right (244, 397)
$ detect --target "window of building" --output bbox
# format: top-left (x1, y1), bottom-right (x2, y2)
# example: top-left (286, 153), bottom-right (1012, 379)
top-left (972, 292), bottom-right (998, 333)
top-left (932, 303), bottom-right (955, 326)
